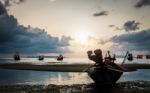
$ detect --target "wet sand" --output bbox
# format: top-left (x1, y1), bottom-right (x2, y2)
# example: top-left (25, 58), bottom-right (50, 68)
top-left (0, 81), bottom-right (150, 93)
top-left (1, 62), bottom-right (150, 73)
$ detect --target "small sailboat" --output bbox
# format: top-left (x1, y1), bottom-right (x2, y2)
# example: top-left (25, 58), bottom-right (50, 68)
top-left (57, 54), bottom-right (63, 61)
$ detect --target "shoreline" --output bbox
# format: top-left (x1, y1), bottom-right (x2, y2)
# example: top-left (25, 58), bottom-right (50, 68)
top-left (1, 80), bottom-right (150, 93)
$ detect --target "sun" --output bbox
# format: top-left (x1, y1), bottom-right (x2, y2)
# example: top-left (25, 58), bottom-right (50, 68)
top-left (75, 31), bottom-right (88, 45)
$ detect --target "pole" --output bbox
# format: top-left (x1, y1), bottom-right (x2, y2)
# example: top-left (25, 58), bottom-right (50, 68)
top-left (121, 51), bottom-right (129, 65)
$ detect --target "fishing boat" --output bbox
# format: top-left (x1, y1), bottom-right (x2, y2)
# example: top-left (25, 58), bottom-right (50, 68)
top-left (87, 63), bottom-right (123, 85)
top-left (57, 54), bottom-right (63, 61)
top-left (1, 51), bottom-right (150, 86)
top-left (38, 56), bottom-right (44, 60)
top-left (14, 52), bottom-right (20, 61)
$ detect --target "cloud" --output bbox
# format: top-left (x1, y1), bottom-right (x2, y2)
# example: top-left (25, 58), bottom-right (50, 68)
top-left (108, 25), bottom-right (123, 31)
top-left (0, 0), bottom-right (25, 15)
top-left (93, 11), bottom-right (108, 17)
top-left (0, 2), bottom-right (71, 54)
top-left (111, 29), bottom-right (150, 51)
top-left (49, 0), bottom-right (56, 2)
top-left (123, 20), bottom-right (141, 32)
top-left (14, 0), bottom-right (25, 4)
top-left (1, 0), bottom-right (25, 7)
top-left (108, 25), bottom-right (115, 27)
top-left (0, 2), bottom-right (7, 15)
top-left (98, 39), bottom-right (110, 45)
top-left (135, 0), bottom-right (150, 8)
top-left (109, 20), bottom-right (140, 32)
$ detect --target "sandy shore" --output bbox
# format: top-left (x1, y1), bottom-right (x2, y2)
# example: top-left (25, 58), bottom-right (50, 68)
top-left (0, 81), bottom-right (150, 93)
top-left (1, 62), bottom-right (150, 72)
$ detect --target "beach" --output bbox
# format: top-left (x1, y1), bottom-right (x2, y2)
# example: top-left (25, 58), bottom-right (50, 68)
top-left (0, 58), bottom-right (150, 93)
top-left (0, 0), bottom-right (150, 92)
top-left (0, 81), bottom-right (150, 93)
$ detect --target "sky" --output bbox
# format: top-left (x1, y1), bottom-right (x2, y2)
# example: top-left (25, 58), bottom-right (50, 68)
top-left (0, 0), bottom-right (150, 57)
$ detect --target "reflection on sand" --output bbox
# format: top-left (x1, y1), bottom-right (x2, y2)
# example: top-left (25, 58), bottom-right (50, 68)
top-left (44, 73), bottom-right (93, 85)
top-left (0, 68), bottom-right (93, 85)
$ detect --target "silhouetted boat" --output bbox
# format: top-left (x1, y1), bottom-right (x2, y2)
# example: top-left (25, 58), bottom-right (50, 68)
top-left (137, 55), bottom-right (143, 59)
top-left (14, 52), bottom-right (20, 61)
top-left (57, 54), bottom-right (63, 61)
top-left (87, 63), bottom-right (123, 85)
top-left (38, 56), bottom-right (44, 60)
top-left (146, 55), bottom-right (150, 59)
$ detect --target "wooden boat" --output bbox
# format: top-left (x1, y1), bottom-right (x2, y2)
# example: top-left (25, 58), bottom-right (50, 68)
top-left (137, 55), bottom-right (143, 59)
top-left (38, 56), bottom-right (44, 60)
top-left (146, 55), bottom-right (150, 59)
top-left (57, 54), bottom-right (63, 61)
top-left (87, 63), bottom-right (123, 85)
top-left (14, 52), bottom-right (20, 61)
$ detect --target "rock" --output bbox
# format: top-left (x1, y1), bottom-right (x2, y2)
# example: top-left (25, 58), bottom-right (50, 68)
top-left (1, 81), bottom-right (150, 93)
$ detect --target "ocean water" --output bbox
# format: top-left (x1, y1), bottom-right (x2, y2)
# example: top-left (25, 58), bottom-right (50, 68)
top-left (0, 58), bottom-right (150, 85)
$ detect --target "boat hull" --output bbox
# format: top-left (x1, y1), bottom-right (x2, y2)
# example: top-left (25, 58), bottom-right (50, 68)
top-left (87, 66), bottom-right (123, 85)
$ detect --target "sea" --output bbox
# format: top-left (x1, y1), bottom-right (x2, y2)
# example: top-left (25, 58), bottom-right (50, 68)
top-left (0, 58), bottom-right (150, 85)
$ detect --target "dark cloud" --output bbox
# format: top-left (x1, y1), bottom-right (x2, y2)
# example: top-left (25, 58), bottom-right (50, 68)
top-left (108, 25), bottom-right (123, 31)
top-left (111, 29), bottom-right (150, 51)
top-left (0, 2), bottom-right (7, 15)
top-left (109, 21), bottom-right (140, 32)
top-left (123, 20), bottom-right (141, 32)
top-left (99, 39), bottom-right (109, 45)
top-left (16, 0), bottom-right (25, 4)
top-left (3, 0), bottom-right (11, 7)
top-left (2, 0), bottom-right (25, 7)
top-left (135, 0), bottom-right (150, 8)
top-left (108, 25), bottom-right (115, 27)
top-left (0, 0), bottom-right (25, 15)
top-left (0, 3), bottom-right (71, 54)
top-left (93, 11), bottom-right (108, 17)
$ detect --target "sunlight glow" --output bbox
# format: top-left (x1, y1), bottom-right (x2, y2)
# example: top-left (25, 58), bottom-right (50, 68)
top-left (75, 31), bottom-right (88, 45)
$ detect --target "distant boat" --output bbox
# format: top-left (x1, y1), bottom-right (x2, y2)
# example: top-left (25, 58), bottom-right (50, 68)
top-left (38, 56), bottom-right (44, 61)
top-left (57, 54), bottom-right (63, 61)
top-left (14, 52), bottom-right (20, 61)
top-left (137, 55), bottom-right (143, 59)
top-left (146, 55), bottom-right (150, 59)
